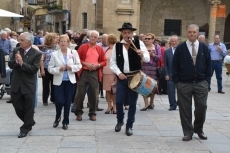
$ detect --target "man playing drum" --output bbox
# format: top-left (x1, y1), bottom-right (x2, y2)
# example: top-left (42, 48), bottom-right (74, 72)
top-left (110, 22), bottom-right (150, 136)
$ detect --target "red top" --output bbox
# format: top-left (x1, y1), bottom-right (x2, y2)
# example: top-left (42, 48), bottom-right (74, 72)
top-left (77, 43), bottom-right (107, 81)
top-left (158, 46), bottom-right (165, 68)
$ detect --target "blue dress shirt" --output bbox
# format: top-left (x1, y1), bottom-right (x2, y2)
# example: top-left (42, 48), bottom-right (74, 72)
top-left (208, 43), bottom-right (227, 60)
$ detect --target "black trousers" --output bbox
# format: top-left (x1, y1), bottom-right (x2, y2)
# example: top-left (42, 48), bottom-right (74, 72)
top-left (158, 77), bottom-right (167, 94)
top-left (176, 81), bottom-right (208, 137)
top-left (12, 88), bottom-right (36, 133)
top-left (42, 68), bottom-right (54, 103)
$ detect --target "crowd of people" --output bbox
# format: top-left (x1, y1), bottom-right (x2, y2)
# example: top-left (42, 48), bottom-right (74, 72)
top-left (0, 22), bottom-right (229, 141)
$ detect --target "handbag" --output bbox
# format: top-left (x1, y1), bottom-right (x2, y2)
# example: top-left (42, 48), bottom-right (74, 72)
top-left (157, 67), bottom-right (164, 78)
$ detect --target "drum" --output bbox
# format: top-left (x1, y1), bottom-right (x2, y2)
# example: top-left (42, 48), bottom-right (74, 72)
top-left (128, 71), bottom-right (157, 97)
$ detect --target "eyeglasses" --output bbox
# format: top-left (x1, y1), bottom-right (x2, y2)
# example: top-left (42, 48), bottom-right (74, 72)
top-left (145, 38), bottom-right (152, 40)
top-left (13, 35), bottom-right (18, 37)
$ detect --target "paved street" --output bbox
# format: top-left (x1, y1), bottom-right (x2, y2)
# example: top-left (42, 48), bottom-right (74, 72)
top-left (0, 67), bottom-right (230, 153)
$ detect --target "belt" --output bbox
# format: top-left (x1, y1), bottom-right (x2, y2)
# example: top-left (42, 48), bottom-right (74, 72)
top-left (84, 69), bottom-right (97, 72)
top-left (211, 60), bottom-right (222, 62)
top-left (123, 71), bottom-right (138, 76)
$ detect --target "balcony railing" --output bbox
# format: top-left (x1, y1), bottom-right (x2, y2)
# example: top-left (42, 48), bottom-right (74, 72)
top-left (28, 0), bottom-right (48, 5)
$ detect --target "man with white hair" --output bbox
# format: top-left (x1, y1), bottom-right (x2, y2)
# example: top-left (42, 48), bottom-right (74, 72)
top-left (4, 28), bottom-right (11, 39)
top-left (74, 30), bottom-right (106, 121)
top-left (8, 32), bottom-right (42, 138)
top-left (0, 30), bottom-right (12, 58)
top-left (198, 35), bottom-right (206, 43)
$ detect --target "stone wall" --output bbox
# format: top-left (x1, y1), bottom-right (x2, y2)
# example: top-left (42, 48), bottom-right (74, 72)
top-left (140, 0), bottom-right (229, 42)
top-left (0, 0), bottom-right (14, 30)
top-left (69, 0), bottom-right (96, 33)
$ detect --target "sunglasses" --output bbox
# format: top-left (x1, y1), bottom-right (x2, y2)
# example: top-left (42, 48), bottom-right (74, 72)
top-left (145, 38), bottom-right (152, 40)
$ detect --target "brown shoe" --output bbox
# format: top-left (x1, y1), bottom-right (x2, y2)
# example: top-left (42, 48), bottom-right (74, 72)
top-left (76, 115), bottom-right (82, 121)
top-left (182, 135), bottom-right (192, 141)
top-left (89, 115), bottom-right (96, 121)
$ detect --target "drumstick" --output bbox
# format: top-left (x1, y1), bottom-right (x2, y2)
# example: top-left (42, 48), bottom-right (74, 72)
top-left (129, 45), bottom-right (136, 51)
top-left (128, 37), bottom-right (138, 50)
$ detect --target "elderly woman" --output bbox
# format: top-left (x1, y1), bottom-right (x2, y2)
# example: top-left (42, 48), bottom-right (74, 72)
top-left (48, 35), bottom-right (82, 130)
top-left (40, 33), bottom-right (58, 106)
top-left (140, 33), bottom-right (161, 111)
top-left (103, 34), bottom-right (117, 114)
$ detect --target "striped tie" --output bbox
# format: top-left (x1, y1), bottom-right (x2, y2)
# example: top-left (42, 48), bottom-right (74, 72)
top-left (191, 43), bottom-right (196, 65)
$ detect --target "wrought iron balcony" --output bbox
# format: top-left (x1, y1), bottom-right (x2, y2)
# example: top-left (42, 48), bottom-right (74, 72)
top-left (28, 0), bottom-right (48, 5)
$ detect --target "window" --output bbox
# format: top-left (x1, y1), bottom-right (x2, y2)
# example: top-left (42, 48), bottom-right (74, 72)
top-left (82, 13), bottom-right (87, 29)
top-left (164, 19), bottom-right (181, 36)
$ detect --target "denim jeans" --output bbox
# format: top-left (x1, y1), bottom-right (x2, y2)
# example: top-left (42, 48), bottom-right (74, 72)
top-left (210, 61), bottom-right (223, 92)
top-left (116, 78), bottom-right (138, 129)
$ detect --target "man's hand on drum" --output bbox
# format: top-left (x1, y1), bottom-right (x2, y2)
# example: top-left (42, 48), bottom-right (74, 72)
top-left (118, 73), bottom-right (127, 80)
top-left (165, 75), bottom-right (169, 81)
top-left (136, 49), bottom-right (143, 58)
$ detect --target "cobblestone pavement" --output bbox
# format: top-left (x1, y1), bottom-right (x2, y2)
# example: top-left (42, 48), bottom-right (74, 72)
top-left (0, 67), bottom-right (230, 153)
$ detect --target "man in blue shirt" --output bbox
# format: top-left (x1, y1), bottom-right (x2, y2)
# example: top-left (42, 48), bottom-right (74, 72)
top-left (208, 35), bottom-right (227, 94)
top-left (33, 30), bottom-right (44, 51)
top-left (0, 31), bottom-right (12, 56)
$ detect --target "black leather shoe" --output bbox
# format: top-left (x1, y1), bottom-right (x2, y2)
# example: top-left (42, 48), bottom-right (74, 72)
top-left (218, 91), bottom-right (225, 94)
top-left (53, 118), bottom-right (61, 128)
top-left (115, 122), bottom-right (124, 132)
top-left (43, 103), bottom-right (48, 106)
top-left (182, 135), bottom-right (192, 141)
top-left (62, 124), bottom-right (68, 130)
top-left (97, 108), bottom-right (104, 111)
top-left (18, 132), bottom-right (27, 138)
top-left (125, 128), bottom-right (133, 136)
top-left (6, 99), bottom-right (12, 103)
top-left (197, 132), bottom-right (207, 140)
top-left (148, 105), bottom-right (154, 110)
top-left (140, 106), bottom-right (149, 111)
top-left (168, 108), bottom-right (176, 111)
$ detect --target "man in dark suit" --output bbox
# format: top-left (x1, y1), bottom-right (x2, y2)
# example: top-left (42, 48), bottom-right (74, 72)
top-left (172, 24), bottom-right (211, 141)
top-left (8, 32), bottom-right (42, 138)
top-left (164, 35), bottom-right (179, 111)
top-left (0, 49), bottom-right (6, 78)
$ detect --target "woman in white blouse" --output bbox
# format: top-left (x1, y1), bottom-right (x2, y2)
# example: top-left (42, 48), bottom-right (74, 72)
top-left (48, 35), bottom-right (82, 130)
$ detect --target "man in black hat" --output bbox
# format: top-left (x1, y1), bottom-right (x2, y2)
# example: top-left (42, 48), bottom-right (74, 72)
top-left (110, 22), bottom-right (150, 136)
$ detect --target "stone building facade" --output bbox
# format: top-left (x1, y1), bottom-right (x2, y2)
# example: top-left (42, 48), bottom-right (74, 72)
top-left (0, 0), bottom-right (22, 31)
top-left (69, 0), bottom-right (230, 42)
top-left (1, 0), bottom-right (230, 43)
top-left (139, 0), bottom-right (230, 42)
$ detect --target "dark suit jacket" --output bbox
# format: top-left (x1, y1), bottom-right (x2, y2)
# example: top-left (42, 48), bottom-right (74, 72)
top-left (0, 49), bottom-right (6, 78)
top-left (8, 47), bottom-right (42, 94)
top-left (164, 47), bottom-right (174, 80)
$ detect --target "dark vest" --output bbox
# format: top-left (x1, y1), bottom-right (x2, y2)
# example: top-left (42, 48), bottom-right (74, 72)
top-left (115, 39), bottom-right (141, 73)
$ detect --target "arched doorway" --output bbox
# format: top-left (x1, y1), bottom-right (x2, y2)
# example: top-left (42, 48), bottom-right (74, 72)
top-left (224, 13), bottom-right (230, 43)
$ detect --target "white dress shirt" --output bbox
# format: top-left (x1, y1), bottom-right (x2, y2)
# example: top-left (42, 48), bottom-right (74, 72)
top-left (172, 47), bottom-right (176, 55)
top-left (110, 39), bottom-right (150, 75)
top-left (186, 39), bottom-right (199, 56)
top-left (224, 55), bottom-right (230, 64)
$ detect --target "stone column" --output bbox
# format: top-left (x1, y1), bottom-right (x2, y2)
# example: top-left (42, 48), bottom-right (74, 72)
top-left (208, 0), bottom-right (221, 44)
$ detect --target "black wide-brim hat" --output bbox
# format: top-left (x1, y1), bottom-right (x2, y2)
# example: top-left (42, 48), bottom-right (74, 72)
top-left (117, 22), bottom-right (137, 31)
